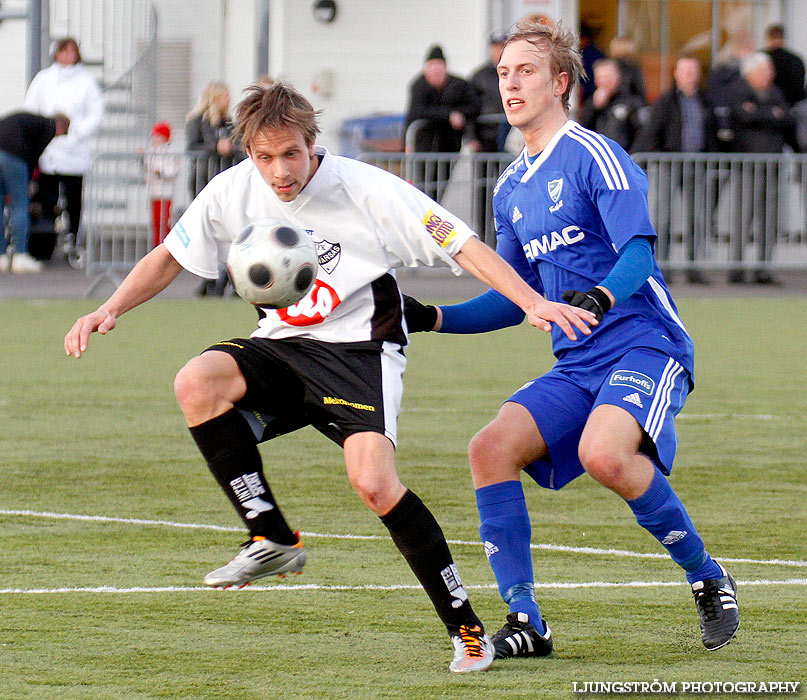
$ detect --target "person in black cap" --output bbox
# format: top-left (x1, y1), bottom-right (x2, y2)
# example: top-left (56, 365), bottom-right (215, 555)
top-left (404, 43), bottom-right (479, 200)
top-left (0, 111), bottom-right (69, 273)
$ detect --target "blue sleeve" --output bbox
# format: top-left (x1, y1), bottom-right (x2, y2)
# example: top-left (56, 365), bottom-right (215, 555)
top-left (598, 236), bottom-right (654, 305)
top-left (439, 288), bottom-right (525, 334)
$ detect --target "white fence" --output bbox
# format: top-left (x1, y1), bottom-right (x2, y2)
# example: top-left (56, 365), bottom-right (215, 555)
top-left (81, 150), bottom-right (807, 294)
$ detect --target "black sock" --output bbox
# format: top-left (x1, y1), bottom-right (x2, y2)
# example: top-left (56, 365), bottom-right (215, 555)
top-left (188, 408), bottom-right (296, 545)
top-left (381, 489), bottom-right (482, 635)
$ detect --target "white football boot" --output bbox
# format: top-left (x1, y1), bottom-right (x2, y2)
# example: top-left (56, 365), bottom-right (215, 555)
top-left (204, 533), bottom-right (306, 589)
top-left (449, 624), bottom-right (495, 673)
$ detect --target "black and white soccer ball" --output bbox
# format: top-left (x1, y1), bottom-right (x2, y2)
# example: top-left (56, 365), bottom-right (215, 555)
top-left (227, 219), bottom-right (318, 308)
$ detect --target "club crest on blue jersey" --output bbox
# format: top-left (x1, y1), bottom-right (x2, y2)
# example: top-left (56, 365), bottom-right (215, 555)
top-left (548, 178), bottom-right (564, 213)
top-left (548, 178), bottom-right (563, 203)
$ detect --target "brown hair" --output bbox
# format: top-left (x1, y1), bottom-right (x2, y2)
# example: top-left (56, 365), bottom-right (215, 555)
top-left (234, 82), bottom-right (321, 151)
top-left (53, 37), bottom-right (81, 64)
top-left (504, 19), bottom-right (583, 113)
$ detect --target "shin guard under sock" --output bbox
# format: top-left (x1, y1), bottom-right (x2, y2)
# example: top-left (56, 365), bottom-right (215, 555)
top-left (381, 489), bottom-right (481, 634)
top-left (627, 468), bottom-right (721, 583)
top-left (189, 408), bottom-right (296, 545)
top-left (476, 481), bottom-right (544, 631)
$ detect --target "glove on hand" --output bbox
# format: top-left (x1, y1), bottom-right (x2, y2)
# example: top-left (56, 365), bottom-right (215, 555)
top-left (402, 294), bottom-right (438, 332)
top-left (561, 287), bottom-right (612, 322)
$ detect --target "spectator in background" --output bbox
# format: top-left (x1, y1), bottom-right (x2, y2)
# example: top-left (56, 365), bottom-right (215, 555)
top-left (0, 112), bottom-right (69, 273)
top-left (633, 56), bottom-right (717, 284)
top-left (186, 80), bottom-right (245, 296)
top-left (578, 23), bottom-right (605, 103)
top-left (609, 36), bottom-right (646, 104)
top-left (404, 44), bottom-right (479, 200)
top-left (580, 58), bottom-right (644, 151)
top-left (468, 32), bottom-right (508, 154)
top-left (764, 24), bottom-right (806, 108)
top-left (706, 30), bottom-right (756, 152)
top-left (24, 37), bottom-right (104, 257)
top-left (144, 121), bottom-right (179, 249)
top-left (727, 51), bottom-right (793, 284)
top-left (468, 32), bottom-right (508, 239)
top-left (186, 81), bottom-right (243, 197)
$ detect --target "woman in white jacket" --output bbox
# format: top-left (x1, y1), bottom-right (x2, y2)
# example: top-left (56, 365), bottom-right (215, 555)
top-left (24, 37), bottom-right (104, 249)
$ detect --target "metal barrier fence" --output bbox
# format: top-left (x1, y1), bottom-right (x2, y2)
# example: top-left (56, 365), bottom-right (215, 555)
top-left (82, 149), bottom-right (807, 294)
top-left (82, 150), bottom-right (242, 295)
top-left (361, 150), bottom-right (807, 272)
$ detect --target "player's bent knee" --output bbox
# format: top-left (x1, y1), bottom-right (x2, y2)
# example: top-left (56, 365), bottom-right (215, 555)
top-left (348, 473), bottom-right (402, 515)
top-left (468, 428), bottom-right (519, 482)
top-left (579, 447), bottom-right (627, 488)
top-left (173, 354), bottom-right (244, 415)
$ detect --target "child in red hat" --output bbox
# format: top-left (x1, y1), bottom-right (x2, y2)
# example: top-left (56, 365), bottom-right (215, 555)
top-left (146, 121), bottom-right (178, 247)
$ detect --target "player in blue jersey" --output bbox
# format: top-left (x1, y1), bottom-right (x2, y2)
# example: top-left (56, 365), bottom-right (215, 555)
top-left (404, 19), bottom-right (739, 656)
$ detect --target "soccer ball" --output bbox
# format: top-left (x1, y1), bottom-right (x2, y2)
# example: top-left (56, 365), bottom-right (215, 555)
top-left (227, 219), bottom-right (318, 308)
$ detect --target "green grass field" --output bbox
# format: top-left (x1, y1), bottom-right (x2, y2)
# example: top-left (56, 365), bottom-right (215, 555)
top-left (1, 297), bottom-right (805, 699)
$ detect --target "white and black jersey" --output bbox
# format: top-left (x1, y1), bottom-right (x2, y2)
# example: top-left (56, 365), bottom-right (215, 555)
top-left (164, 146), bottom-right (476, 344)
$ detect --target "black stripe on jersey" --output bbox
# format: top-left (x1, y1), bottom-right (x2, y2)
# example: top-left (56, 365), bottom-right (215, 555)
top-left (370, 273), bottom-right (406, 345)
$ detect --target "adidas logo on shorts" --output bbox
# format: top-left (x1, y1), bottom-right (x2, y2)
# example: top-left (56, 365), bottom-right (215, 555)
top-left (622, 392), bottom-right (644, 408)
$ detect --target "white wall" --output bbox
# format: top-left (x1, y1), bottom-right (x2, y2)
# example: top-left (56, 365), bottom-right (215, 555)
top-left (151, 0), bottom-right (225, 110)
top-left (0, 20), bottom-right (30, 114)
top-left (266, 0), bottom-right (490, 152)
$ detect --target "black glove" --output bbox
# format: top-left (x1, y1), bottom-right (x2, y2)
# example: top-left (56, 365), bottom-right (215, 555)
top-left (561, 287), bottom-right (612, 322)
top-left (402, 294), bottom-right (438, 332)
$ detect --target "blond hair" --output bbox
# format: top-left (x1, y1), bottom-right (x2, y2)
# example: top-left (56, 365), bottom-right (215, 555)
top-left (187, 81), bottom-right (231, 128)
top-left (504, 19), bottom-right (583, 113)
top-left (234, 82), bottom-right (321, 151)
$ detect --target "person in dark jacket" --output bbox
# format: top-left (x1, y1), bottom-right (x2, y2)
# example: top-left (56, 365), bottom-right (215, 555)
top-left (468, 32), bottom-right (508, 154)
top-left (467, 32), bottom-right (507, 239)
top-left (609, 36), bottom-right (647, 104)
top-left (728, 52), bottom-right (794, 284)
top-left (764, 24), bottom-right (806, 108)
top-left (580, 58), bottom-right (644, 151)
top-left (578, 23), bottom-right (605, 103)
top-left (633, 56), bottom-right (717, 283)
top-left (705, 30), bottom-right (757, 153)
top-left (404, 44), bottom-right (480, 201)
top-left (185, 81), bottom-right (245, 296)
top-left (0, 111), bottom-right (69, 273)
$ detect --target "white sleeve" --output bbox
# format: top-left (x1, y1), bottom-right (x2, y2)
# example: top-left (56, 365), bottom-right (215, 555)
top-left (23, 72), bottom-right (46, 113)
top-left (363, 172), bottom-right (476, 274)
top-left (163, 186), bottom-right (226, 278)
top-left (71, 78), bottom-right (104, 140)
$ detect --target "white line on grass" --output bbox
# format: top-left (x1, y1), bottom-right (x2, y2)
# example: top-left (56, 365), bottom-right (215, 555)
top-left (1, 579), bottom-right (806, 595)
top-left (3, 508), bottom-right (806, 569)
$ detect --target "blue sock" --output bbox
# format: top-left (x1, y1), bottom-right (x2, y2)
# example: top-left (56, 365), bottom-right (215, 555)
top-left (476, 481), bottom-right (545, 633)
top-left (626, 468), bottom-right (722, 584)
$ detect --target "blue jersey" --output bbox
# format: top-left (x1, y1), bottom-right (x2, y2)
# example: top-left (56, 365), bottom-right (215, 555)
top-left (492, 120), bottom-right (694, 377)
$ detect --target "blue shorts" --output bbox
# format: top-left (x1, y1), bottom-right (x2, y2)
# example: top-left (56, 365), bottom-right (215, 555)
top-left (508, 348), bottom-right (691, 490)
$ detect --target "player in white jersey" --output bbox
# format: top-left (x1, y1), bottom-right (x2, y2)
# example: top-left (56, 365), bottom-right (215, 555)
top-left (64, 82), bottom-right (596, 673)
top-left (404, 20), bottom-right (739, 656)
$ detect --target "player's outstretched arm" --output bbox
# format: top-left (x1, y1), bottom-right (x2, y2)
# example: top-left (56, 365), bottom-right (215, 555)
top-left (452, 237), bottom-right (597, 341)
top-left (64, 245), bottom-right (183, 358)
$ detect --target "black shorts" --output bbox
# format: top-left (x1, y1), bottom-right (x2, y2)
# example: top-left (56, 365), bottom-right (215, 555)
top-left (205, 337), bottom-right (406, 446)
